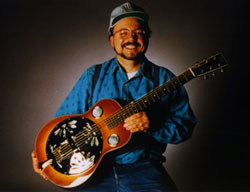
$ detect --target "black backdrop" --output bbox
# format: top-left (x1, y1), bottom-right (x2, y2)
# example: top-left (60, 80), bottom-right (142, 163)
top-left (1, 0), bottom-right (249, 191)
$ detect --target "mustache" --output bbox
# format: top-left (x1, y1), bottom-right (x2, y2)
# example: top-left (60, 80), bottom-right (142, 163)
top-left (122, 42), bottom-right (140, 48)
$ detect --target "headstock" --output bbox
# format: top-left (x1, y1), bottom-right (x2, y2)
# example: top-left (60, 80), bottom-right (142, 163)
top-left (190, 53), bottom-right (228, 78)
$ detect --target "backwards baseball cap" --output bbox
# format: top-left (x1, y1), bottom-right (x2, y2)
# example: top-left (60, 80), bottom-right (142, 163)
top-left (108, 2), bottom-right (149, 34)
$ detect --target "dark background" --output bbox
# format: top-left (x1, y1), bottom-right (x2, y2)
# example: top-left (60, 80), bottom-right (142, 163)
top-left (1, 0), bottom-right (249, 191)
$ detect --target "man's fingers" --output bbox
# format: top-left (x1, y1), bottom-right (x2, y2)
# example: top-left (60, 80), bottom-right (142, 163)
top-left (31, 151), bottom-right (48, 180)
top-left (124, 112), bottom-right (142, 123)
top-left (124, 112), bottom-right (149, 133)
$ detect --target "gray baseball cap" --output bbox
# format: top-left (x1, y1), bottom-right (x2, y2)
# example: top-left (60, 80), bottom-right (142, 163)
top-left (108, 2), bottom-right (149, 34)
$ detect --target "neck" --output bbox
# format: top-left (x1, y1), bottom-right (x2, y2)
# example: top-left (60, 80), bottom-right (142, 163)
top-left (116, 55), bottom-right (144, 73)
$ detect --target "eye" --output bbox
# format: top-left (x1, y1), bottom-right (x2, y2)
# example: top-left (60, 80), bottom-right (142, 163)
top-left (134, 30), bottom-right (145, 38)
top-left (119, 30), bottom-right (129, 37)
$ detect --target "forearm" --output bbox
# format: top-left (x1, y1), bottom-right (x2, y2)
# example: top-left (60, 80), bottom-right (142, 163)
top-left (148, 87), bottom-right (197, 144)
top-left (149, 112), bottom-right (196, 144)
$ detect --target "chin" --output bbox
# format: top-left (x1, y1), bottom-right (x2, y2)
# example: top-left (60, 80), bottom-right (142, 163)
top-left (122, 52), bottom-right (145, 61)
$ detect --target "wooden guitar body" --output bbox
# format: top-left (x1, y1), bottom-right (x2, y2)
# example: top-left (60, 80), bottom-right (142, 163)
top-left (35, 99), bottom-right (131, 188)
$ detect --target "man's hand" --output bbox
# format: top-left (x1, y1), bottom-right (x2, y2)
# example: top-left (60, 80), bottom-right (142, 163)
top-left (31, 151), bottom-right (48, 180)
top-left (123, 112), bottom-right (149, 133)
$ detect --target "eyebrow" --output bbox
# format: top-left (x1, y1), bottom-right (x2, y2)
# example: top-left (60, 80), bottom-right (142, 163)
top-left (114, 28), bottom-right (143, 33)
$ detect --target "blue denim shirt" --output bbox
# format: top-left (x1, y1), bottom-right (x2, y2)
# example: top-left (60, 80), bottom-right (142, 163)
top-left (55, 57), bottom-right (196, 164)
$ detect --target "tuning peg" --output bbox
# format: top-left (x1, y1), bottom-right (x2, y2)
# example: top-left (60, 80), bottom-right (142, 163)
top-left (212, 72), bottom-right (216, 76)
top-left (204, 75), bottom-right (208, 79)
top-left (220, 68), bottom-right (224, 73)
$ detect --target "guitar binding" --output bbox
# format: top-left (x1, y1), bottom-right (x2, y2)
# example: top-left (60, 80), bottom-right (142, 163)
top-left (45, 116), bottom-right (103, 175)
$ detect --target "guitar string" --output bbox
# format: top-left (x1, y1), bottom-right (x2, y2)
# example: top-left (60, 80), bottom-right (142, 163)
top-left (56, 149), bottom-right (74, 163)
top-left (52, 71), bottom-right (194, 160)
top-left (54, 124), bottom-right (103, 161)
top-left (83, 70), bottom-right (192, 134)
top-left (56, 150), bottom-right (73, 162)
top-left (49, 58), bottom-right (226, 162)
top-left (58, 144), bottom-right (72, 155)
top-left (54, 144), bottom-right (73, 160)
top-left (53, 80), bottom-right (172, 159)
top-left (53, 88), bottom-right (165, 160)
top-left (50, 57), bottom-right (226, 162)
top-left (55, 141), bottom-right (74, 160)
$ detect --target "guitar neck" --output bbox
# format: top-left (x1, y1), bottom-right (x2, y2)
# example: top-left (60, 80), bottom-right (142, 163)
top-left (105, 68), bottom-right (195, 129)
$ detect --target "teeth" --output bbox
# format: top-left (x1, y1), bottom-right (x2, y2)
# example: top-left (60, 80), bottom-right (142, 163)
top-left (125, 45), bottom-right (136, 49)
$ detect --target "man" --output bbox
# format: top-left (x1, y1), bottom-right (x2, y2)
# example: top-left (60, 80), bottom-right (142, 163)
top-left (32, 2), bottom-right (196, 191)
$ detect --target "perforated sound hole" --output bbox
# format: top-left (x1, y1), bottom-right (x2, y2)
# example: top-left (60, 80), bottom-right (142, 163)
top-left (46, 117), bottom-right (103, 175)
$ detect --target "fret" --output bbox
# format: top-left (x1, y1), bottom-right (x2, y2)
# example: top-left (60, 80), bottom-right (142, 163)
top-left (122, 107), bottom-right (131, 119)
top-left (180, 73), bottom-right (187, 83)
top-left (105, 119), bottom-right (113, 129)
top-left (166, 83), bottom-right (174, 92)
top-left (178, 76), bottom-right (186, 84)
top-left (136, 100), bottom-right (144, 111)
top-left (160, 88), bottom-right (166, 97)
top-left (145, 97), bottom-right (152, 105)
top-left (106, 115), bottom-right (119, 129)
top-left (140, 99), bottom-right (148, 108)
top-left (171, 78), bottom-right (180, 88)
top-left (127, 103), bottom-right (139, 114)
top-left (156, 87), bottom-right (166, 98)
top-left (115, 116), bottom-right (122, 124)
top-left (133, 104), bottom-right (139, 113)
top-left (162, 86), bottom-right (170, 94)
top-left (185, 70), bottom-right (193, 81)
top-left (182, 71), bottom-right (190, 82)
top-left (106, 68), bottom-right (196, 130)
top-left (148, 91), bottom-right (161, 104)
top-left (169, 81), bottom-right (176, 89)
top-left (147, 93), bottom-right (155, 103)
top-left (178, 75), bottom-right (187, 84)
top-left (97, 54), bottom-right (226, 133)
top-left (124, 106), bottom-right (133, 117)
top-left (152, 90), bottom-right (161, 99)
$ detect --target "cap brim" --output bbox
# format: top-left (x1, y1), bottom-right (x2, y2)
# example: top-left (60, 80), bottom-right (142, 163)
top-left (110, 11), bottom-right (149, 30)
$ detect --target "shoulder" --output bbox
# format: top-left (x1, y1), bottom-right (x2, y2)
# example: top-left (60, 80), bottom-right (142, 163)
top-left (146, 59), bottom-right (175, 82)
top-left (84, 58), bottom-right (116, 76)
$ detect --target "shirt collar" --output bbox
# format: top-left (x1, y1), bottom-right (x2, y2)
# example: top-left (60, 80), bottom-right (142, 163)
top-left (111, 56), bottom-right (153, 80)
top-left (111, 57), bottom-right (121, 74)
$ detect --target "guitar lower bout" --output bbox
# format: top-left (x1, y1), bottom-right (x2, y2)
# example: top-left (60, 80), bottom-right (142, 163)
top-left (35, 99), bottom-right (132, 188)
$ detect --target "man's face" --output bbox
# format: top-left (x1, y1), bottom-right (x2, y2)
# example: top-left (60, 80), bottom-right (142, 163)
top-left (109, 18), bottom-right (149, 61)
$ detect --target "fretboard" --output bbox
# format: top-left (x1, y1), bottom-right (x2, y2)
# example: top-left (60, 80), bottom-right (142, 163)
top-left (105, 68), bottom-right (195, 129)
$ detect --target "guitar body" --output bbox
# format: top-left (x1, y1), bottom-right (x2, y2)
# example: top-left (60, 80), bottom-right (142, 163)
top-left (35, 99), bottom-right (131, 188)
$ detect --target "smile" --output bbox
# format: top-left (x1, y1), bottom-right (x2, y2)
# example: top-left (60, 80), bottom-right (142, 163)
top-left (125, 44), bottom-right (137, 49)
top-left (122, 42), bottom-right (140, 49)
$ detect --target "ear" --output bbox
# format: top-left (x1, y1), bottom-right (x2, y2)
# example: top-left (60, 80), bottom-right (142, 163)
top-left (109, 35), bottom-right (115, 48)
